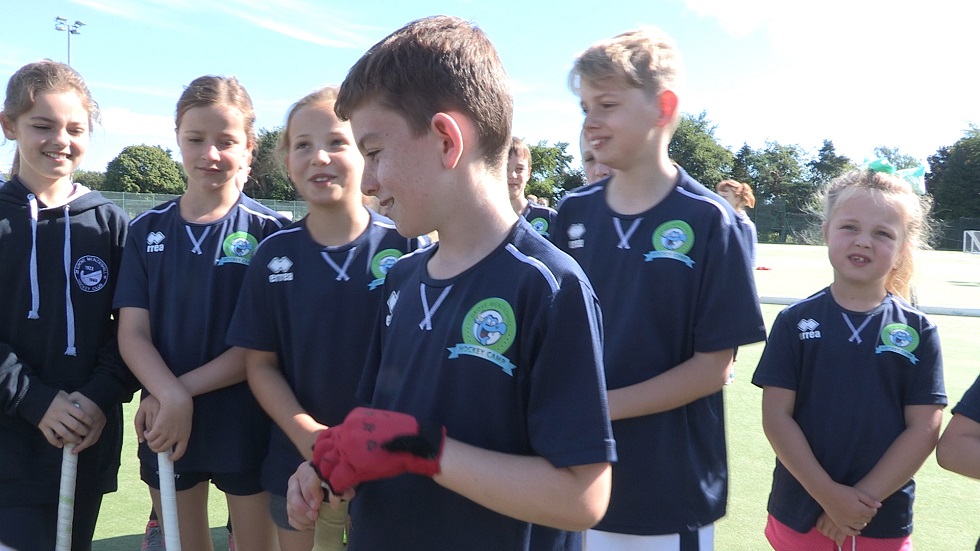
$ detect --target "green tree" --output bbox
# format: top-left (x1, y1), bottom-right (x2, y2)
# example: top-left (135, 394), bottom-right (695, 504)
top-left (741, 141), bottom-right (810, 212)
top-left (669, 111), bottom-right (733, 186)
top-left (731, 144), bottom-right (754, 184)
top-left (528, 141), bottom-right (579, 203)
top-left (929, 128), bottom-right (980, 221)
top-left (808, 140), bottom-right (854, 188)
top-left (873, 146), bottom-right (919, 170)
top-left (72, 169), bottom-right (105, 190)
top-left (247, 127), bottom-right (295, 200)
top-left (103, 145), bottom-right (186, 194)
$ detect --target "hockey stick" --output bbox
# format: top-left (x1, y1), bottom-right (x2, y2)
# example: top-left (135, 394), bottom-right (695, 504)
top-left (55, 443), bottom-right (77, 551)
top-left (158, 449), bottom-right (182, 551)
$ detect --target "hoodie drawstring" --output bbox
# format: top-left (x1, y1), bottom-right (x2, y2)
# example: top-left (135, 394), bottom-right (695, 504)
top-left (26, 194), bottom-right (40, 319)
top-left (62, 205), bottom-right (76, 356)
top-left (26, 196), bottom-right (77, 356)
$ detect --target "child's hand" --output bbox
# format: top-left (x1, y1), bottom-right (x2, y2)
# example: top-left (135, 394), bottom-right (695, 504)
top-left (142, 387), bottom-right (193, 461)
top-left (134, 395), bottom-right (161, 442)
top-left (287, 462), bottom-right (324, 530)
top-left (815, 512), bottom-right (847, 546)
top-left (37, 391), bottom-right (93, 448)
top-left (820, 483), bottom-right (880, 537)
top-left (66, 392), bottom-right (105, 453)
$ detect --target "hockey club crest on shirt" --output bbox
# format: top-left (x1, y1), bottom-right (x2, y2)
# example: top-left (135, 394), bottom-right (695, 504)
top-left (267, 256), bottom-right (294, 283)
top-left (875, 323), bottom-right (921, 364)
top-left (567, 223), bottom-right (586, 249)
top-left (645, 220), bottom-right (695, 267)
top-left (797, 318), bottom-right (821, 340)
top-left (369, 248), bottom-right (403, 290)
top-left (146, 231), bottom-right (166, 253)
top-left (218, 231), bottom-right (259, 265)
top-left (73, 255), bottom-right (108, 292)
top-left (529, 217), bottom-right (551, 237)
top-left (447, 297), bottom-right (517, 376)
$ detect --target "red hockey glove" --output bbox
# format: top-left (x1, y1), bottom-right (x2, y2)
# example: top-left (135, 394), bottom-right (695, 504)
top-left (311, 407), bottom-right (445, 495)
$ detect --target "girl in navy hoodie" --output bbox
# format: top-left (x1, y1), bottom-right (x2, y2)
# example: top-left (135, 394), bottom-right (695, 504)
top-left (0, 60), bottom-right (133, 550)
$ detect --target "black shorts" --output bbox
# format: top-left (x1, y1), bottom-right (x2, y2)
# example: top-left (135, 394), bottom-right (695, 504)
top-left (140, 460), bottom-right (263, 496)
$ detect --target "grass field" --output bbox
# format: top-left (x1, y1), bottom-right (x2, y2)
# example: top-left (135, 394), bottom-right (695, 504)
top-left (92, 244), bottom-right (980, 550)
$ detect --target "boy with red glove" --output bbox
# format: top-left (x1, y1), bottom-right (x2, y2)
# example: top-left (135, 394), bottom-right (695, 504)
top-left (286, 15), bottom-right (616, 551)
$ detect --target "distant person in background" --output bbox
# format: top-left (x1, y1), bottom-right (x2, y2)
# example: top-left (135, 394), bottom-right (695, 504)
top-left (579, 130), bottom-right (612, 185)
top-left (937, 375), bottom-right (980, 550)
top-left (716, 179), bottom-right (758, 268)
top-left (508, 137), bottom-right (558, 240)
top-left (753, 168), bottom-right (945, 551)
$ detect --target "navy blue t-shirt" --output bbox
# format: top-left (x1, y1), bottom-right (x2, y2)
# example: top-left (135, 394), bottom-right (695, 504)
top-left (522, 202), bottom-right (558, 241)
top-left (114, 194), bottom-right (288, 472)
top-left (554, 168), bottom-right (766, 535)
top-left (227, 210), bottom-right (427, 496)
top-left (351, 220), bottom-right (616, 551)
top-left (752, 289), bottom-right (946, 537)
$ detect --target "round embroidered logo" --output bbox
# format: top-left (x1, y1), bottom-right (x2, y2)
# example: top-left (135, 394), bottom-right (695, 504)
top-left (880, 323), bottom-right (919, 352)
top-left (652, 220), bottom-right (694, 255)
top-left (73, 255), bottom-right (109, 292)
top-left (222, 231), bottom-right (258, 263)
top-left (461, 298), bottom-right (517, 354)
top-left (371, 249), bottom-right (403, 280)
top-left (529, 217), bottom-right (550, 235)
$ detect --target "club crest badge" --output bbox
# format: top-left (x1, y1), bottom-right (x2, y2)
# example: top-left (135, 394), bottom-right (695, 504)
top-left (369, 249), bottom-right (403, 290)
top-left (218, 231), bottom-right (259, 265)
top-left (645, 220), bottom-right (695, 267)
top-left (447, 297), bottom-right (517, 376)
top-left (875, 323), bottom-right (921, 364)
top-left (73, 255), bottom-right (109, 292)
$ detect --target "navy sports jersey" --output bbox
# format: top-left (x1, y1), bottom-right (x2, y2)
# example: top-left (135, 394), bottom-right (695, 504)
top-left (351, 220), bottom-right (615, 550)
top-left (522, 202), bottom-right (558, 241)
top-left (226, 210), bottom-right (428, 496)
top-left (752, 289), bottom-right (946, 538)
top-left (554, 168), bottom-right (766, 535)
top-left (114, 193), bottom-right (288, 473)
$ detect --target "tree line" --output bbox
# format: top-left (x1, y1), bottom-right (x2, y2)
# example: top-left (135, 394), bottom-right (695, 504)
top-left (59, 113), bottom-right (980, 233)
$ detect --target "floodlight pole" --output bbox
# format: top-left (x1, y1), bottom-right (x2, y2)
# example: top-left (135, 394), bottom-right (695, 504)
top-left (54, 17), bottom-right (86, 66)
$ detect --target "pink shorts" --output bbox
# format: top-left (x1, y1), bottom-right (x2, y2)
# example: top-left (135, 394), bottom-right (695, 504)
top-left (765, 514), bottom-right (912, 551)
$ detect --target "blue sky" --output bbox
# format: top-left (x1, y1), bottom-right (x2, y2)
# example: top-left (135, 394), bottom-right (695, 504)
top-left (2, 0), bottom-right (978, 175)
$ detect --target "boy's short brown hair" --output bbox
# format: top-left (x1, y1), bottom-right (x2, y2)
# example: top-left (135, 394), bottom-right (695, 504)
top-left (509, 136), bottom-right (531, 165)
top-left (336, 15), bottom-right (513, 170)
top-left (568, 27), bottom-right (684, 101)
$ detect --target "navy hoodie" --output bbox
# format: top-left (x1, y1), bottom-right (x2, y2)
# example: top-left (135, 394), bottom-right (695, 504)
top-left (0, 176), bottom-right (136, 505)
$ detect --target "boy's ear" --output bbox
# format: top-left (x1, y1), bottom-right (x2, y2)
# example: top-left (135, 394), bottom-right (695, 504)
top-left (655, 90), bottom-right (679, 128)
top-left (430, 112), bottom-right (465, 170)
top-left (821, 221), bottom-right (829, 243)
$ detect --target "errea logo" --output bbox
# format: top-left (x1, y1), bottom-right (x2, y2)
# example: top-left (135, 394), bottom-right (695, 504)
top-left (567, 224), bottom-right (586, 249)
top-left (146, 231), bottom-right (166, 253)
top-left (267, 256), bottom-right (294, 283)
top-left (797, 318), bottom-right (821, 340)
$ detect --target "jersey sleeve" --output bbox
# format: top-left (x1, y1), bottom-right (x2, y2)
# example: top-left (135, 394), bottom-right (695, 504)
top-left (526, 277), bottom-right (616, 468)
top-left (904, 317), bottom-right (946, 406)
top-left (953, 374), bottom-right (980, 422)
top-left (751, 310), bottom-right (799, 391)
top-left (112, 224), bottom-right (150, 310)
top-left (226, 245), bottom-right (278, 352)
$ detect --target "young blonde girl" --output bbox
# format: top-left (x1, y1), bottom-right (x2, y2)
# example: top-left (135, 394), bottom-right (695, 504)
top-left (0, 60), bottom-right (133, 551)
top-left (115, 75), bottom-right (288, 551)
top-left (752, 169), bottom-right (945, 551)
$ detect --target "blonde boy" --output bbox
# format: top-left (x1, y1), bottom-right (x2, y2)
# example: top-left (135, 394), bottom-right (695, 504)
top-left (286, 16), bottom-right (615, 551)
top-left (556, 28), bottom-right (765, 551)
